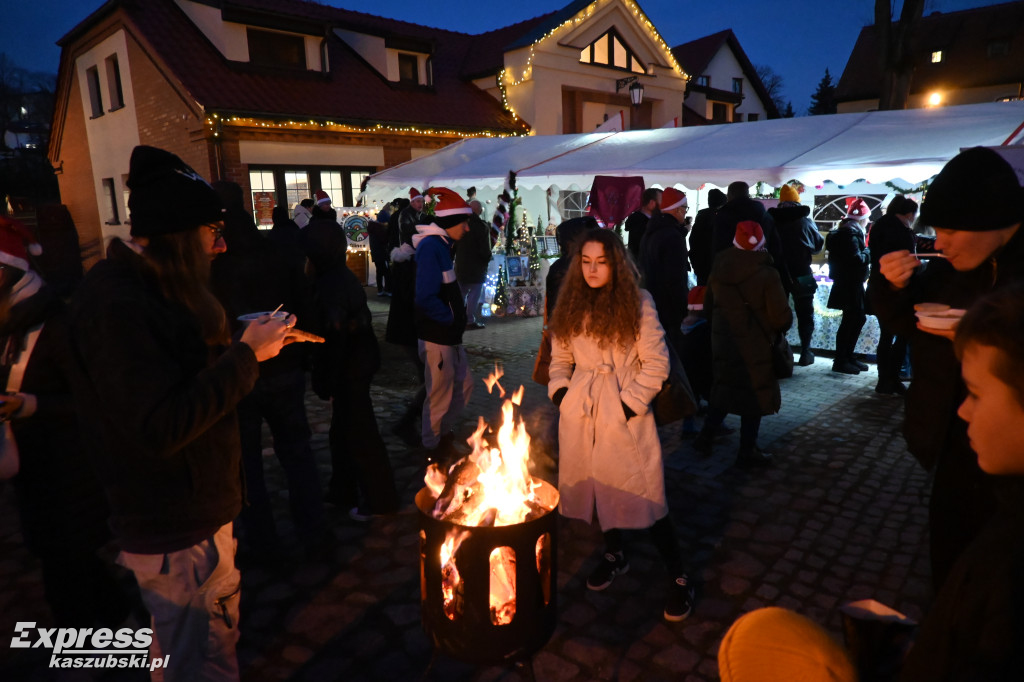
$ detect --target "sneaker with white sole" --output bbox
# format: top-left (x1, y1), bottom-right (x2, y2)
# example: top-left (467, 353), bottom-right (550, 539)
top-left (586, 551), bottom-right (630, 591)
top-left (664, 575), bottom-right (695, 622)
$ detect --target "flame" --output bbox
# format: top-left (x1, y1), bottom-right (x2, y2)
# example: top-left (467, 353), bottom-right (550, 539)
top-left (440, 530), bottom-right (468, 620)
top-left (482, 363), bottom-right (506, 398)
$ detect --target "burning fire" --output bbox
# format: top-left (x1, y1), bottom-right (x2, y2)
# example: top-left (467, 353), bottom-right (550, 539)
top-left (425, 368), bottom-right (555, 625)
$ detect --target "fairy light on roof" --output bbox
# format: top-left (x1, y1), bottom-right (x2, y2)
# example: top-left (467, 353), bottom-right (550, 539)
top-left (203, 115), bottom-right (528, 138)
top-left (496, 0), bottom-right (689, 121)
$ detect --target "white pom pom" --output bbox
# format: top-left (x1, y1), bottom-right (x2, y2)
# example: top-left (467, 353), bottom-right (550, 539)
top-left (748, 236), bottom-right (757, 245)
top-left (28, 242), bottom-right (42, 256)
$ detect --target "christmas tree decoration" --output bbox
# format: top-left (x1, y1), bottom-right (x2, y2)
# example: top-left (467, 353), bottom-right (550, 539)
top-left (528, 237), bottom-right (541, 283)
top-left (492, 264), bottom-right (509, 316)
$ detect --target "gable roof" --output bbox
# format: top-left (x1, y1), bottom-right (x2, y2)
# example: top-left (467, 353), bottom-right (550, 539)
top-left (671, 30), bottom-right (779, 118)
top-left (835, 1), bottom-right (1024, 102)
top-left (58, 0), bottom-right (529, 135)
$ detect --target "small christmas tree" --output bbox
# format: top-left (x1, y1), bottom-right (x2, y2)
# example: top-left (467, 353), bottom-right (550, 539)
top-left (493, 264), bottom-right (509, 316)
top-left (528, 237), bottom-right (541, 283)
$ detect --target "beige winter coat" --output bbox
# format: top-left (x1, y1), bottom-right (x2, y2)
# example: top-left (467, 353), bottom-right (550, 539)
top-left (548, 291), bottom-right (670, 530)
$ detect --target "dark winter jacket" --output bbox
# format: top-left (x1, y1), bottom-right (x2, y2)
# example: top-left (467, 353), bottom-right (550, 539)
top-left (712, 196), bottom-right (786, 287)
top-left (624, 210), bottom-right (651, 260)
top-left (769, 202), bottom-right (824, 290)
top-left (707, 248), bottom-right (792, 416)
top-left (869, 226), bottom-right (1024, 471)
top-left (868, 214), bottom-right (916, 271)
top-left (454, 215), bottom-right (492, 285)
top-left (6, 286), bottom-right (110, 555)
top-left (413, 225), bottom-right (465, 346)
top-left (69, 239), bottom-right (259, 554)
top-left (638, 213), bottom-right (689, 346)
top-left (825, 218), bottom-right (870, 311)
top-left (367, 220), bottom-right (389, 263)
top-left (689, 206), bottom-right (718, 285)
top-left (900, 477), bottom-right (1024, 681)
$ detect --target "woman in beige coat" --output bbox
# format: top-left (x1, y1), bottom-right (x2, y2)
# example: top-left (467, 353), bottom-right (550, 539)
top-left (547, 228), bottom-right (694, 622)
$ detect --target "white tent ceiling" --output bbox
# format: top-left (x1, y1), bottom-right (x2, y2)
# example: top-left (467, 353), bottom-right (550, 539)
top-left (365, 101), bottom-right (1024, 198)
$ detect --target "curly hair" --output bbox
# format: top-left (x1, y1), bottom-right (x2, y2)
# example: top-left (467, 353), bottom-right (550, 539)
top-left (548, 228), bottom-right (641, 349)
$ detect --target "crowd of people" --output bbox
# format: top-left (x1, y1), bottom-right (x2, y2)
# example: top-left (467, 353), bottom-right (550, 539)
top-left (2, 143), bottom-right (1022, 680)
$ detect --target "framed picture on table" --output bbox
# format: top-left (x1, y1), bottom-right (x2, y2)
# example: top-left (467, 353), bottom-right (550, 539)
top-left (506, 256), bottom-right (524, 279)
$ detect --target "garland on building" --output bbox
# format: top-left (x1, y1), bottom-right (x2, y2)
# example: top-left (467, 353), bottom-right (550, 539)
top-left (884, 180), bottom-right (930, 196)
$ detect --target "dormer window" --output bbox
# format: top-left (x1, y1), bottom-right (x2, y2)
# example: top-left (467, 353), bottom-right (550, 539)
top-left (931, 50), bottom-right (944, 63)
top-left (398, 53), bottom-right (418, 84)
top-left (579, 28), bottom-right (645, 74)
top-left (247, 28), bottom-right (306, 69)
top-left (987, 40), bottom-right (1009, 58)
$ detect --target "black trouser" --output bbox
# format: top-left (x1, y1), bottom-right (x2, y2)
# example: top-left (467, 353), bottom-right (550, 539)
top-left (876, 323), bottom-right (907, 386)
top-left (835, 307), bottom-right (866, 362)
top-left (703, 406), bottom-right (761, 452)
top-left (793, 294), bottom-right (815, 353)
top-left (372, 257), bottom-right (390, 293)
top-left (603, 515), bottom-right (685, 578)
top-left (329, 378), bottom-right (400, 514)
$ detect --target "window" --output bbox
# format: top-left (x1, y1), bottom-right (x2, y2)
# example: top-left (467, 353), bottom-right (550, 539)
top-left (398, 53), bottom-right (418, 84)
top-left (557, 191), bottom-right (589, 221)
top-left (86, 66), bottom-right (103, 118)
top-left (105, 54), bottom-right (124, 110)
top-left (284, 171), bottom-right (309, 217)
top-left (249, 169), bottom-right (277, 226)
top-left (931, 50), bottom-right (944, 63)
top-left (121, 174), bottom-right (131, 225)
top-left (247, 29), bottom-right (306, 69)
top-left (320, 171), bottom-right (345, 209)
top-left (712, 102), bottom-right (728, 122)
top-left (696, 75), bottom-right (710, 87)
top-left (987, 41), bottom-right (1009, 58)
top-left (350, 171), bottom-right (369, 204)
top-left (732, 78), bottom-right (743, 94)
top-left (102, 178), bottom-right (120, 225)
top-left (747, 113), bottom-right (759, 122)
top-left (578, 28), bottom-right (645, 73)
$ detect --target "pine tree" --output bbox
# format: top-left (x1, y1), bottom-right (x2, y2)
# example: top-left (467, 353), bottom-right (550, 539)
top-left (528, 237), bottom-right (541, 283)
top-left (783, 101), bottom-right (795, 118)
top-left (808, 68), bottom-right (837, 116)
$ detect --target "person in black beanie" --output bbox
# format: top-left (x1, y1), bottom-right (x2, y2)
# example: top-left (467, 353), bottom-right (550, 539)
top-left (871, 146), bottom-right (1024, 592)
top-left (689, 188), bottom-right (726, 285)
top-left (68, 145), bottom-right (295, 682)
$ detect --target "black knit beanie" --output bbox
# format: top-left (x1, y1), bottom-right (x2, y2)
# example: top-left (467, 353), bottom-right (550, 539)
top-left (920, 147), bottom-right (1024, 231)
top-left (127, 146), bottom-right (224, 237)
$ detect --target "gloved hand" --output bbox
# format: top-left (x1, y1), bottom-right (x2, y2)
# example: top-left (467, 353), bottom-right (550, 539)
top-left (552, 387), bottom-right (567, 407)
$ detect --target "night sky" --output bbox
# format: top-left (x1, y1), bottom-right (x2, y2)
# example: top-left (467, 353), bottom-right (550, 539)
top-left (1, 0), bottom-right (1007, 115)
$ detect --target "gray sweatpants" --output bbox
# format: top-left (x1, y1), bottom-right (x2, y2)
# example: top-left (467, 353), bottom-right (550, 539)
top-left (418, 340), bottom-right (473, 449)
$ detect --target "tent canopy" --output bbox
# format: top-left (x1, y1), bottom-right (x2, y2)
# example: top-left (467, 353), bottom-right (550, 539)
top-left (365, 101), bottom-right (1024, 198)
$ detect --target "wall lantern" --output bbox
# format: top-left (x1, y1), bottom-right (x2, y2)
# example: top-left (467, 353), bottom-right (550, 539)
top-left (616, 76), bottom-right (644, 107)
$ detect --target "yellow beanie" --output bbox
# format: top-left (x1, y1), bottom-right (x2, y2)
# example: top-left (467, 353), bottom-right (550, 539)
top-left (718, 607), bottom-right (858, 682)
top-left (779, 185), bottom-right (801, 203)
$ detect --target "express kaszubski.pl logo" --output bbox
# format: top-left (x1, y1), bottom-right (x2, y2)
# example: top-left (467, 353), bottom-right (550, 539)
top-left (11, 622), bottom-right (170, 671)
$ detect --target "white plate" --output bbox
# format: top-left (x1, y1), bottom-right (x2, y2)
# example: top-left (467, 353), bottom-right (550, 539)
top-left (916, 309), bottom-right (966, 330)
top-left (237, 311), bottom-right (288, 322)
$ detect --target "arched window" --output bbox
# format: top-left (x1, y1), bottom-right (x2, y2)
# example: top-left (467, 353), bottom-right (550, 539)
top-left (579, 28), bottom-right (645, 74)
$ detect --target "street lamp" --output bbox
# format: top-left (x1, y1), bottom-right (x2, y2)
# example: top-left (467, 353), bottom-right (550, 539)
top-left (616, 76), bottom-right (644, 107)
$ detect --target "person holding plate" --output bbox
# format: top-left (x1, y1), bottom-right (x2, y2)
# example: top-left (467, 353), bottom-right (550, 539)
top-left (870, 146), bottom-right (1024, 592)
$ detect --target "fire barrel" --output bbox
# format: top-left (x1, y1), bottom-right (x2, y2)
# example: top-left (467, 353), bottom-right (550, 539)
top-left (416, 481), bottom-right (559, 665)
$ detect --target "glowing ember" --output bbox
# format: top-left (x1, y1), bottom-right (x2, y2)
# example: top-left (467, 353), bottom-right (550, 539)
top-left (426, 377), bottom-right (554, 625)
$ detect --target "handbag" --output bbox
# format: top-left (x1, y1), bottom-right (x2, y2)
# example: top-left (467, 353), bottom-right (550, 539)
top-left (653, 343), bottom-right (697, 425)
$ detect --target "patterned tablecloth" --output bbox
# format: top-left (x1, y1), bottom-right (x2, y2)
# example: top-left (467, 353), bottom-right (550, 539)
top-left (784, 280), bottom-right (880, 356)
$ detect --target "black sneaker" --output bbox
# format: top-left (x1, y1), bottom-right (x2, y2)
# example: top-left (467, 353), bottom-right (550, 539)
top-left (797, 350), bottom-right (815, 366)
top-left (586, 552), bottom-right (630, 591)
top-left (664, 575), bottom-right (695, 622)
top-left (851, 358), bottom-right (869, 371)
top-left (832, 360), bottom-right (861, 374)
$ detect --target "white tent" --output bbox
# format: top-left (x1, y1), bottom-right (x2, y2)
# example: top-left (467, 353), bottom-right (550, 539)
top-left (365, 101), bottom-right (1024, 202)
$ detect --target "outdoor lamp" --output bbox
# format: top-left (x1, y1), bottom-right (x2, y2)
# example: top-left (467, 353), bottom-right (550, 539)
top-left (616, 76), bottom-right (644, 107)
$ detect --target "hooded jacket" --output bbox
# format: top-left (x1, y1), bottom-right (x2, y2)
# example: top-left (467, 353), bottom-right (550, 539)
top-left (414, 224), bottom-right (466, 346)
top-left (825, 218), bottom-right (870, 311)
top-left (768, 202), bottom-right (824, 285)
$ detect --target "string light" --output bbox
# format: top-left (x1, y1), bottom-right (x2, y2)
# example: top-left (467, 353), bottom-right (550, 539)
top-left (204, 115), bottom-right (527, 138)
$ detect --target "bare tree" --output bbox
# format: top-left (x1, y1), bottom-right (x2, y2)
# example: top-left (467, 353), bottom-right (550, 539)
top-left (755, 64), bottom-right (788, 116)
top-left (875, 0), bottom-right (925, 110)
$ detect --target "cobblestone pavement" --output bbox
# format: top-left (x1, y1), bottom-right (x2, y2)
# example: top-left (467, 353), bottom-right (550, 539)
top-left (0, 292), bottom-right (933, 681)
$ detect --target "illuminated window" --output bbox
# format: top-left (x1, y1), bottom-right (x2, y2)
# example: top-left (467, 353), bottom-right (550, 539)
top-left (578, 28), bottom-right (645, 73)
top-left (931, 50), bottom-right (943, 63)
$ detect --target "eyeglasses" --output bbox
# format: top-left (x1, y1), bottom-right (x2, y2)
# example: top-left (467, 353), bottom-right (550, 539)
top-left (204, 224), bottom-right (225, 241)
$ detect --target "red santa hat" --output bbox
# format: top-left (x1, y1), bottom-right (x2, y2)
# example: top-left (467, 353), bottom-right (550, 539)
top-left (315, 189), bottom-right (332, 206)
top-left (845, 197), bottom-right (870, 220)
top-left (0, 216), bottom-right (42, 272)
top-left (409, 187), bottom-right (424, 202)
top-left (660, 187), bottom-right (688, 212)
top-left (423, 186), bottom-right (472, 228)
top-left (733, 220), bottom-right (766, 251)
top-left (688, 286), bottom-right (706, 310)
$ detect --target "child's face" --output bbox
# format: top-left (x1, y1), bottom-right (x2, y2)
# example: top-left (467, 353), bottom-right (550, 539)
top-left (958, 343), bottom-right (1024, 475)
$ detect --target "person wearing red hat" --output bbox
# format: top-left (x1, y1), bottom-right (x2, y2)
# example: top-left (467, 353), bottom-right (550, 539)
top-left (826, 198), bottom-right (873, 374)
top-left (0, 216), bottom-right (135, 632)
top-left (695, 220), bottom-right (792, 466)
top-left (638, 187), bottom-right (690, 360)
top-left (68, 146), bottom-right (294, 681)
top-left (413, 187), bottom-right (475, 464)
